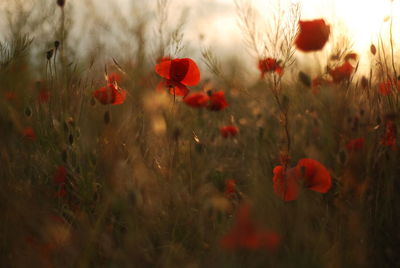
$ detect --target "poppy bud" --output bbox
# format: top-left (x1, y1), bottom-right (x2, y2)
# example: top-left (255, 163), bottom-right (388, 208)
top-left (54, 40), bottom-right (60, 49)
top-left (46, 49), bottom-right (54, 60)
top-left (298, 71), bottom-right (311, 87)
top-left (24, 107), bottom-right (32, 117)
top-left (57, 0), bottom-right (65, 7)
top-left (370, 44), bottom-right (377, 55)
top-left (361, 76), bottom-right (369, 89)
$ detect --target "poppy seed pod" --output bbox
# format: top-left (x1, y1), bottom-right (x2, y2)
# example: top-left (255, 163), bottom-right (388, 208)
top-left (46, 49), bottom-right (54, 60)
top-left (57, 0), bottom-right (65, 7)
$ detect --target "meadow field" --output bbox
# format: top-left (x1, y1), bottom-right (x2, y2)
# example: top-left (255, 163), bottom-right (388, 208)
top-left (0, 0), bottom-right (399, 267)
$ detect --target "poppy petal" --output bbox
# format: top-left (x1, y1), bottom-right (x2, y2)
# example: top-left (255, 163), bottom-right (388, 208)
top-left (183, 92), bottom-right (209, 107)
top-left (295, 19), bottom-right (330, 52)
top-left (112, 88), bottom-right (127, 105)
top-left (155, 59), bottom-right (172, 80)
top-left (180, 58), bottom-right (201, 86)
top-left (272, 166), bottom-right (300, 201)
top-left (296, 158), bottom-right (331, 193)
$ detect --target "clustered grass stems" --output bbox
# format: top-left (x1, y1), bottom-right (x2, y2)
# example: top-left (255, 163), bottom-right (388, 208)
top-left (235, 0), bottom-right (300, 168)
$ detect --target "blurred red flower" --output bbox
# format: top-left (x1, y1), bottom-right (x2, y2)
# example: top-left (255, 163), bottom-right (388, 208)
top-left (272, 166), bottom-right (300, 201)
top-left (258, 58), bottom-right (283, 78)
top-left (93, 83), bottom-right (127, 105)
top-left (220, 125), bottom-right (239, 138)
top-left (311, 77), bottom-right (332, 94)
top-left (329, 62), bottom-right (354, 83)
top-left (381, 120), bottom-right (396, 148)
top-left (183, 92), bottom-right (209, 108)
top-left (296, 158), bottom-right (331, 193)
top-left (225, 179), bottom-right (236, 196)
top-left (378, 80), bottom-right (400, 96)
top-left (107, 72), bottom-right (122, 83)
top-left (346, 137), bottom-right (365, 152)
top-left (155, 57), bottom-right (200, 96)
top-left (208, 91), bottom-right (228, 111)
top-left (295, 19), bottom-right (330, 52)
top-left (54, 165), bottom-right (67, 185)
top-left (220, 203), bottom-right (281, 251)
top-left (23, 127), bottom-right (36, 141)
top-left (273, 158), bottom-right (331, 201)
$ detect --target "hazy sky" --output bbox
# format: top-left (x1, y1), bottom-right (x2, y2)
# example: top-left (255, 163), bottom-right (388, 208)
top-left (1, 0), bottom-right (400, 77)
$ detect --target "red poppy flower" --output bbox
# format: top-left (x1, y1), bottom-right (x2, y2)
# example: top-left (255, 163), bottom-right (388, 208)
top-left (208, 91), bottom-right (228, 111)
top-left (329, 62), bottom-right (354, 83)
top-left (23, 127), bottom-right (36, 141)
top-left (378, 80), bottom-right (400, 96)
top-left (107, 72), bottom-right (122, 83)
top-left (220, 203), bottom-right (281, 251)
top-left (93, 83), bottom-right (127, 105)
top-left (296, 158), bottom-right (331, 193)
top-left (346, 137), bottom-right (365, 152)
top-left (258, 58), bottom-right (283, 78)
top-left (295, 19), bottom-right (330, 52)
top-left (381, 120), bottom-right (396, 148)
top-left (155, 58), bottom-right (200, 96)
top-left (183, 92), bottom-right (209, 108)
top-left (54, 165), bottom-right (67, 185)
top-left (272, 166), bottom-right (300, 201)
top-left (220, 125), bottom-right (239, 138)
top-left (311, 77), bottom-right (332, 94)
top-left (225, 179), bottom-right (236, 195)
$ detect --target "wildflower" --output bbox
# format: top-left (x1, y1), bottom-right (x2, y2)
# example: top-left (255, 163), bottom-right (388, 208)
top-left (23, 127), bottom-right (36, 141)
top-left (54, 165), bottom-right (67, 185)
top-left (225, 179), bottom-right (236, 196)
top-left (296, 158), bottom-right (331, 193)
top-left (93, 83), bottom-right (127, 105)
top-left (107, 72), bottom-right (122, 84)
top-left (183, 92), bottom-right (209, 108)
top-left (381, 120), bottom-right (396, 148)
top-left (155, 57), bottom-right (200, 96)
top-left (220, 125), bottom-right (239, 138)
top-left (361, 76), bottom-right (369, 89)
top-left (298, 71), bottom-right (312, 87)
top-left (378, 79), bottom-right (400, 96)
top-left (370, 44), bottom-right (377, 55)
top-left (346, 137), bottom-right (365, 152)
top-left (208, 91), bottom-right (228, 111)
top-left (258, 58), bottom-right (283, 78)
top-left (272, 166), bottom-right (300, 201)
top-left (220, 203), bottom-right (281, 251)
top-left (295, 19), bottom-right (330, 52)
top-left (311, 76), bottom-right (332, 94)
top-left (272, 158), bottom-right (331, 201)
top-left (329, 61), bottom-right (354, 83)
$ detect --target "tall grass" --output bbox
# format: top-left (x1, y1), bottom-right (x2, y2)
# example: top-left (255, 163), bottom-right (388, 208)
top-left (0, 0), bottom-right (399, 267)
